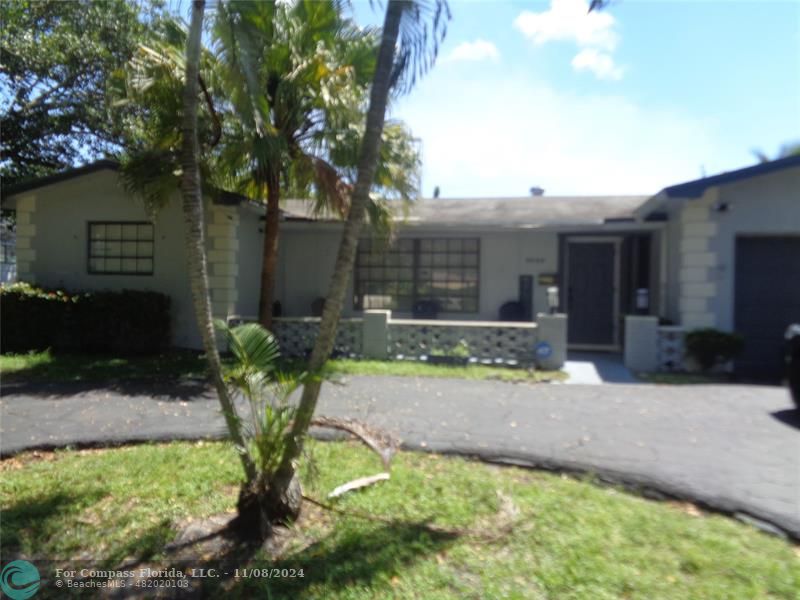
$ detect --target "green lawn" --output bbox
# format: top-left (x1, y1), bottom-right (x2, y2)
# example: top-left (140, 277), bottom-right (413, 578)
top-left (0, 350), bottom-right (210, 382)
top-left (0, 350), bottom-right (565, 384)
top-left (1, 441), bottom-right (797, 599)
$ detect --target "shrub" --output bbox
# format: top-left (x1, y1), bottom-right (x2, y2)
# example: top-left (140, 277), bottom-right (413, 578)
top-left (684, 328), bottom-right (744, 371)
top-left (0, 283), bottom-right (73, 353)
top-left (0, 284), bottom-right (171, 355)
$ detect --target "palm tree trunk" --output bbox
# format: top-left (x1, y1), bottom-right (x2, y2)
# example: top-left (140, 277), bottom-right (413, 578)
top-left (265, 0), bottom-right (405, 508)
top-left (258, 168), bottom-right (281, 328)
top-left (180, 0), bottom-right (256, 484)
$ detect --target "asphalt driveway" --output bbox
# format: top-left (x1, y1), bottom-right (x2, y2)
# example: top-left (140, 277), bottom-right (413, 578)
top-left (1, 377), bottom-right (798, 539)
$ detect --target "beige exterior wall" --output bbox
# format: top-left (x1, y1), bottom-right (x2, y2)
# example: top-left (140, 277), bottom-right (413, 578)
top-left (708, 167), bottom-right (800, 331)
top-left (671, 165), bottom-right (800, 332)
top-left (273, 224), bottom-right (559, 321)
top-left (676, 188), bottom-right (719, 328)
top-left (10, 194), bottom-right (37, 281)
top-left (4, 169), bottom-right (230, 349)
top-left (206, 205), bottom-right (239, 321)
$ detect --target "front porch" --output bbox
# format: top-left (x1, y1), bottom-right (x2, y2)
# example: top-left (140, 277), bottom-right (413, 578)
top-left (272, 221), bottom-right (667, 352)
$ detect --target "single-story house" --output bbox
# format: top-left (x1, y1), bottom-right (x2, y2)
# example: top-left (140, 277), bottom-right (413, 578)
top-left (2, 155), bottom-right (798, 378)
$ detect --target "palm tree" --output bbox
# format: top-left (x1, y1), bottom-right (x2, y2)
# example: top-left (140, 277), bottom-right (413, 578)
top-left (212, 0), bottom-right (415, 328)
top-left (120, 3), bottom-right (420, 330)
top-left (263, 0), bottom-right (614, 524)
top-left (179, 0), bottom-right (255, 482)
top-left (118, 2), bottom-right (421, 534)
top-left (753, 141), bottom-right (800, 163)
top-left (262, 0), bottom-right (450, 520)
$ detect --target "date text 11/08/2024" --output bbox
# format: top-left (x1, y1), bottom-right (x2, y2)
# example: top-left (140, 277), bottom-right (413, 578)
top-left (54, 567), bottom-right (305, 580)
top-left (192, 568), bottom-right (305, 578)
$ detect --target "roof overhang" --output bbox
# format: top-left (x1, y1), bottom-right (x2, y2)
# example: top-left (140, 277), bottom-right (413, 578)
top-left (2, 160), bottom-right (120, 197)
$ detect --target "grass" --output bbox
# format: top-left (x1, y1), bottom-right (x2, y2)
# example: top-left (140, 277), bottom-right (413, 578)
top-left (0, 350), bottom-right (211, 383)
top-left (321, 359), bottom-right (566, 383)
top-left (0, 350), bottom-right (565, 384)
top-left (2, 441), bottom-right (797, 599)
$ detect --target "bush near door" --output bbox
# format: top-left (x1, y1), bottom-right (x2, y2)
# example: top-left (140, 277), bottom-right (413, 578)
top-left (684, 328), bottom-right (744, 372)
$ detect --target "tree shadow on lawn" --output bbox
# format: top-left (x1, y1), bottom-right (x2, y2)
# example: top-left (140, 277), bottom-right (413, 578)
top-left (1, 489), bottom-right (107, 557)
top-left (115, 514), bottom-right (460, 598)
top-left (0, 350), bottom-right (216, 401)
top-left (4, 489), bottom-right (460, 598)
top-left (222, 521), bottom-right (460, 598)
top-left (0, 378), bottom-right (214, 402)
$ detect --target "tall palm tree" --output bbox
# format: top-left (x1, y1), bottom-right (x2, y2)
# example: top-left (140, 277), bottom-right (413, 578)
top-left (263, 0), bottom-right (450, 519)
top-left (213, 0), bottom-right (415, 328)
top-left (268, 1), bottom-right (617, 505)
top-left (179, 0), bottom-right (255, 482)
top-left (120, 3), bottom-right (420, 330)
top-left (118, 2), bottom-right (421, 534)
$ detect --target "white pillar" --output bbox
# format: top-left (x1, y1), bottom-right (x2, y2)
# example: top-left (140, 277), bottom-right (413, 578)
top-left (362, 310), bottom-right (390, 359)
top-left (536, 313), bottom-right (567, 370)
top-left (624, 315), bottom-right (659, 372)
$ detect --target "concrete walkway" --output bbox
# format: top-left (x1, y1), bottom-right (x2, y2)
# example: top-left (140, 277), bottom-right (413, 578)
top-left (1, 377), bottom-right (798, 539)
top-left (563, 352), bottom-right (639, 384)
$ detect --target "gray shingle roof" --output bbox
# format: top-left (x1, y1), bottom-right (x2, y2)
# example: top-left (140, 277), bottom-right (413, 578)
top-left (280, 195), bottom-right (650, 227)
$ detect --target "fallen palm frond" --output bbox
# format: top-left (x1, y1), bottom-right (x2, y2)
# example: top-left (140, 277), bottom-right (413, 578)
top-left (328, 472), bottom-right (391, 498)
top-left (310, 416), bottom-right (399, 471)
top-left (309, 416), bottom-right (400, 498)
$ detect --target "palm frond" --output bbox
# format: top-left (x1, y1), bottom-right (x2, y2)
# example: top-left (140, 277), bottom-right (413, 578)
top-left (119, 150), bottom-right (180, 217)
top-left (391, 0), bottom-right (450, 95)
top-left (365, 196), bottom-right (395, 248)
top-left (214, 0), bottom-right (277, 137)
top-left (216, 320), bottom-right (281, 374)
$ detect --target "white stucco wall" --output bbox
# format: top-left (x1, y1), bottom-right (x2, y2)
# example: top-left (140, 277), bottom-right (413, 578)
top-left (4, 169), bottom-right (229, 349)
top-left (274, 224), bottom-right (559, 321)
top-left (671, 166), bottom-right (800, 331)
top-left (709, 167), bottom-right (800, 331)
top-left (273, 226), bottom-right (352, 317)
top-left (233, 204), bottom-right (263, 319)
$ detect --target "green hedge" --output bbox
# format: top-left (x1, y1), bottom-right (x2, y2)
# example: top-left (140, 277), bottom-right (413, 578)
top-left (0, 283), bottom-right (171, 355)
top-left (685, 328), bottom-right (744, 371)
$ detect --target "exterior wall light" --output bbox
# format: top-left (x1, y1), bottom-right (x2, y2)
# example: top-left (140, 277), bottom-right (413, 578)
top-left (547, 286), bottom-right (559, 314)
top-left (636, 288), bottom-right (650, 314)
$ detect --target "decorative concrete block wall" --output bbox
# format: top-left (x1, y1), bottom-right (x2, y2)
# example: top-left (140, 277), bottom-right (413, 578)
top-left (13, 194), bottom-right (36, 282)
top-left (231, 311), bottom-right (569, 368)
top-left (657, 325), bottom-right (686, 372)
top-left (387, 318), bottom-right (539, 364)
top-left (268, 317), bottom-right (363, 358)
top-left (678, 191), bottom-right (719, 329)
top-left (206, 206), bottom-right (239, 320)
top-left (624, 316), bottom-right (689, 373)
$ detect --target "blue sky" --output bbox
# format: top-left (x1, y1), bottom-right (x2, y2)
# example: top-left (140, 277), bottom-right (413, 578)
top-left (353, 0), bottom-right (800, 197)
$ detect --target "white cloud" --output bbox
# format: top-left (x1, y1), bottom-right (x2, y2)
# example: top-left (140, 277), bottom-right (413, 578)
top-left (392, 74), bottom-right (717, 197)
top-left (444, 39), bottom-right (500, 63)
top-left (514, 0), bottom-right (624, 81)
top-left (571, 48), bottom-right (624, 80)
top-left (514, 0), bottom-right (618, 51)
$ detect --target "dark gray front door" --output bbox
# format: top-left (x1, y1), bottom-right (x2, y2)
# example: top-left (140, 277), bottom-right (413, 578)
top-left (734, 236), bottom-right (800, 380)
top-left (567, 241), bottom-right (616, 346)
